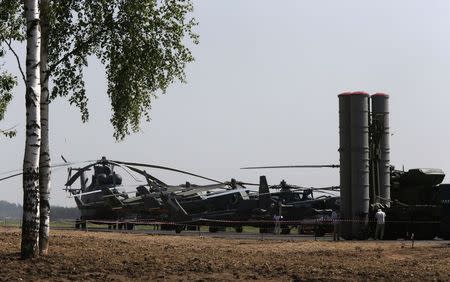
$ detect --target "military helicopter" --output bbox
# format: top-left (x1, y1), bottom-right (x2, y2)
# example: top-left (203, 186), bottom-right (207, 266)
top-left (1, 158), bottom-right (342, 234)
top-left (241, 164), bottom-right (341, 235)
top-left (64, 157), bottom-right (265, 232)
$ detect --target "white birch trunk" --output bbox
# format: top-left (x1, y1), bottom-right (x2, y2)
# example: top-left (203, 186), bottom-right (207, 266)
top-left (39, 0), bottom-right (50, 256)
top-left (21, 0), bottom-right (41, 259)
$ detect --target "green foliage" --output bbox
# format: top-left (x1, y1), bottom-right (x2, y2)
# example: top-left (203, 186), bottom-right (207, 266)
top-left (0, 0), bottom-right (25, 42)
top-left (48, 0), bottom-right (199, 140)
top-left (0, 0), bottom-right (198, 140)
top-left (0, 63), bottom-right (15, 119)
top-left (0, 0), bottom-right (23, 138)
top-left (0, 49), bottom-right (17, 138)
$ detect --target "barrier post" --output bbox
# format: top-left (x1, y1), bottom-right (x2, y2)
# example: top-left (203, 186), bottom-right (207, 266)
top-left (314, 220), bottom-right (317, 241)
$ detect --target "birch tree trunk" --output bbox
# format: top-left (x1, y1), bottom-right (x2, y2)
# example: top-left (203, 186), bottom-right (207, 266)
top-left (21, 0), bottom-right (41, 259)
top-left (39, 0), bottom-right (51, 256)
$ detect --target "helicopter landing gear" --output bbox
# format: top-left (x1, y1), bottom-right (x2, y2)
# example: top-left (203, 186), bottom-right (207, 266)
top-left (281, 226), bottom-right (291, 235)
top-left (208, 226), bottom-right (225, 233)
top-left (175, 225), bottom-right (185, 234)
top-left (314, 226), bottom-right (325, 237)
top-left (75, 219), bottom-right (86, 230)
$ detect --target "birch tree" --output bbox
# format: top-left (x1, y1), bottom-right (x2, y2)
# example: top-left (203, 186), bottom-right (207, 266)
top-left (21, 0), bottom-right (41, 259)
top-left (38, 0), bottom-right (50, 255)
top-left (1, 0), bottom-right (197, 257)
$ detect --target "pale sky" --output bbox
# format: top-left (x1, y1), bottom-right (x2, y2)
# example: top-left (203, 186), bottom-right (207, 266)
top-left (1, 1), bottom-right (450, 207)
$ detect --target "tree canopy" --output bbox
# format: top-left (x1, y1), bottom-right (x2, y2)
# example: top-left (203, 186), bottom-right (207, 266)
top-left (0, 0), bottom-right (22, 138)
top-left (0, 0), bottom-right (198, 257)
top-left (1, 0), bottom-right (198, 140)
top-left (48, 0), bottom-right (198, 140)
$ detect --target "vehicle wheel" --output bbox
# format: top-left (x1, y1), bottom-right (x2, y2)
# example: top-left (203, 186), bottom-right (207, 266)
top-left (314, 227), bottom-right (325, 237)
top-left (186, 225), bottom-right (198, 231)
top-left (412, 219), bottom-right (437, 240)
top-left (439, 233), bottom-right (450, 240)
top-left (175, 225), bottom-right (184, 234)
top-left (259, 227), bottom-right (273, 233)
top-left (281, 227), bottom-right (291, 235)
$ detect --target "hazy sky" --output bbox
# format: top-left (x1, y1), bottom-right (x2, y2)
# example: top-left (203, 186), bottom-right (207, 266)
top-left (1, 1), bottom-right (450, 206)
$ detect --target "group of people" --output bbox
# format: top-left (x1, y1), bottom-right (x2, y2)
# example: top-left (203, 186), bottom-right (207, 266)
top-left (331, 208), bottom-right (386, 241)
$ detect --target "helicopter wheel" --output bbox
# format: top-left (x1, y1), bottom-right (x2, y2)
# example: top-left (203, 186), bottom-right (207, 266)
top-left (209, 226), bottom-right (219, 233)
top-left (175, 225), bottom-right (185, 234)
top-left (75, 219), bottom-right (80, 229)
top-left (259, 227), bottom-right (273, 233)
top-left (186, 225), bottom-right (198, 231)
top-left (314, 226), bottom-right (325, 237)
top-left (281, 227), bottom-right (291, 235)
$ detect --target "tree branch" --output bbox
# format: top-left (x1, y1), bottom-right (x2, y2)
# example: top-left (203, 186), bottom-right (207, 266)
top-left (0, 123), bottom-right (18, 132)
top-left (2, 37), bottom-right (26, 85)
top-left (46, 27), bottom-right (109, 80)
top-left (0, 123), bottom-right (18, 138)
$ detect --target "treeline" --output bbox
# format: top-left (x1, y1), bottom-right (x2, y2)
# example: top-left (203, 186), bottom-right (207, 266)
top-left (0, 201), bottom-right (79, 220)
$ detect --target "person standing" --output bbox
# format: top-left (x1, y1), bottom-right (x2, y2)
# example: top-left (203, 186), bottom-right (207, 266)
top-left (331, 210), bottom-right (340, 241)
top-left (274, 214), bottom-right (282, 235)
top-left (375, 208), bottom-right (386, 240)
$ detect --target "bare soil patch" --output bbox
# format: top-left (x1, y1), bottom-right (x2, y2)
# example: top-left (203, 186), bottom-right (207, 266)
top-left (0, 228), bottom-right (449, 281)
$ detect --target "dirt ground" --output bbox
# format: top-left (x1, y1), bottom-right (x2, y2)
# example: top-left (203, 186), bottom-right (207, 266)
top-left (0, 228), bottom-right (449, 281)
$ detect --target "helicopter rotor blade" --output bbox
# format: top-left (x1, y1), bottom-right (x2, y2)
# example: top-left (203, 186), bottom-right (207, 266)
top-left (289, 185), bottom-right (340, 191)
top-left (65, 162), bottom-right (99, 186)
top-left (123, 165), bottom-right (167, 187)
top-left (0, 161), bottom-right (77, 177)
top-left (107, 161), bottom-right (142, 183)
top-left (0, 161), bottom-right (94, 183)
top-left (111, 160), bottom-right (224, 184)
top-left (0, 172), bottom-right (22, 182)
top-left (241, 164), bottom-right (340, 169)
top-left (236, 181), bottom-right (259, 186)
top-left (224, 181), bottom-right (259, 186)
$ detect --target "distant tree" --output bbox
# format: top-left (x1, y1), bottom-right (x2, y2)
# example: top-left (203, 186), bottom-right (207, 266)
top-left (0, 200), bottom-right (80, 220)
top-left (0, 0), bottom-right (198, 258)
